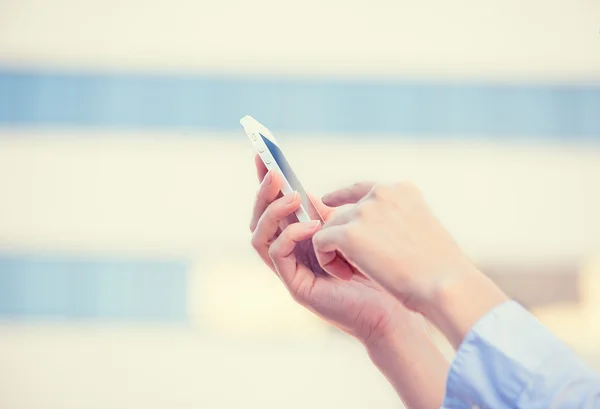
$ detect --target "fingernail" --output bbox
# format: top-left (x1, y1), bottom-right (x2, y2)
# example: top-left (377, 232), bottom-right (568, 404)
top-left (288, 192), bottom-right (298, 203)
top-left (266, 170), bottom-right (274, 184)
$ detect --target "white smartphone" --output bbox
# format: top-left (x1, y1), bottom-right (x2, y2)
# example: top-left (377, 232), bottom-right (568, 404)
top-left (241, 115), bottom-right (323, 224)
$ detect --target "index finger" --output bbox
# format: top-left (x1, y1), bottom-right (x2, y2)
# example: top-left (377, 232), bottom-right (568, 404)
top-left (321, 182), bottom-right (375, 207)
top-left (307, 193), bottom-right (334, 220)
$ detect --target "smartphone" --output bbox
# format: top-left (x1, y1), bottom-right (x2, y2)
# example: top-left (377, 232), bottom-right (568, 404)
top-left (241, 115), bottom-right (323, 224)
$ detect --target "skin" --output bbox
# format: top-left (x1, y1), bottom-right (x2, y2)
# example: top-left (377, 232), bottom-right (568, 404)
top-left (313, 181), bottom-right (510, 349)
top-left (320, 182), bottom-right (600, 408)
top-left (249, 155), bottom-right (448, 409)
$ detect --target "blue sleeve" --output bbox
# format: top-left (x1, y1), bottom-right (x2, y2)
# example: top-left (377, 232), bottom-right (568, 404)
top-left (441, 300), bottom-right (600, 409)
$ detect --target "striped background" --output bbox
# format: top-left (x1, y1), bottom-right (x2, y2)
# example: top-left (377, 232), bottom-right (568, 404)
top-left (1, 68), bottom-right (599, 138)
top-left (2, 68), bottom-right (599, 322)
top-left (1, 0), bottom-right (599, 407)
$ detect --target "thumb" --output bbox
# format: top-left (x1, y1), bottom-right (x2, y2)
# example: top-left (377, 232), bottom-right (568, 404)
top-left (322, 181), bottom-right (375, 207)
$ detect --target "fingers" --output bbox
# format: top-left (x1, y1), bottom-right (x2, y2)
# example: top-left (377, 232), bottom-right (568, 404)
top-left (255, 154), bottom-right (268, 182)
top-left (319, 205), bottom-right (356, 229)
top-left (312, 225), bottom-right (355, 281)
top-left (250, 170), bottom-right (283, 232)
top-left (252, 192), bottom-right (302, 266)
top-left (307, 193), bottom-right (334, 220)
top-left (316, 250), bottom-right (355, 281)
top-left (269, 220), bottom-right (321, 285)
top-left (322, 181), bottom-right (375, 207)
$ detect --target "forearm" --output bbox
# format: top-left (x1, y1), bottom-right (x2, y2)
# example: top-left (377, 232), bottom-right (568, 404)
top-left (415, 266), bottom-right (509, 350)
top-left (366, 324), bottom-right (449, 409)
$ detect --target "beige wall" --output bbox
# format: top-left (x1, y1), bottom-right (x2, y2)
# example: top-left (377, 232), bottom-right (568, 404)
top-left (1, 0), bottom-right (599, 81)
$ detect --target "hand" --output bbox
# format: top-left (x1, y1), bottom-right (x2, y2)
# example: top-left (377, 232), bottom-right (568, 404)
top-left (314, 181), bottom-right (509, 348)
top-left (250, 163), bottom-right (449, 408)
top-left (249, 156), bottom-right (422, 347)
top-left (314, 181), bottom-right (471, 308)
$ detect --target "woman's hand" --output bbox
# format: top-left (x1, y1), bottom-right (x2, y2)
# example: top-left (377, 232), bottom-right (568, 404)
top-left (313, 181), bottom-right (470, 308)
top-left (313, 181), bottom-right (509, 348)
top-left (249, 156), bottom-right (413, 346)
top-left (249, 158), bottom-right (449, 408)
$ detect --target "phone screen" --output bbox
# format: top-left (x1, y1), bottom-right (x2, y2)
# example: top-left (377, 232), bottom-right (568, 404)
top-left (260, 133), bottom-right (323, 222)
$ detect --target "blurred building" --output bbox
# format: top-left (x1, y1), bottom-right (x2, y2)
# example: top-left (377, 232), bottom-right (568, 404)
top-left (0, 0), bottom-right (599, 408)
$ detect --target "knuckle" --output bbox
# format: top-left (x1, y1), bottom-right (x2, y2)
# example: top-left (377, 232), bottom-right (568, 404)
top-left (311, 230), bottom-right (324, 248)
top-left (254, 189), bottom-right (266, 206)
top-left (250, 232), bottom-right (262, 251)
top-left (355, 200), bottom-right (376, 219)
top-left (262, 202), bottom-right (275, 220)
top-left (342, 223), bottom-right (361, 245)
top-left (393, 181), bottom-right (421, 197)
top-left (268, 234), bottom-right (285, 259)
top-left (370, 183), bottom-right (392, 200)
top-left (267, 242), bottom-right (279, 260)
top-left (263, 201), bottom-right (285, 225)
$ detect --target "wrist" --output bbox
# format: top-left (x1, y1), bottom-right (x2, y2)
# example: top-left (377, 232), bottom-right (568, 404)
top-left (413, 265), bottom-right (509, 349)
top-left (363, 313), bottom-right (428, 358)
top-left (365, 315), bottom-right (449, 409)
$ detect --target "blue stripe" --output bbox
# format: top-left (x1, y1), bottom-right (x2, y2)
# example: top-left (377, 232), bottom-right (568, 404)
top-left (0, 254), bottom-right (188, 322)
top-left (0, 68), bottom-right (599, 139)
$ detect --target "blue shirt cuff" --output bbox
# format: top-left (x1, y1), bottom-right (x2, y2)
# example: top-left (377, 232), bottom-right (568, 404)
top-left (441, 300), bottom-right (582, 408)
